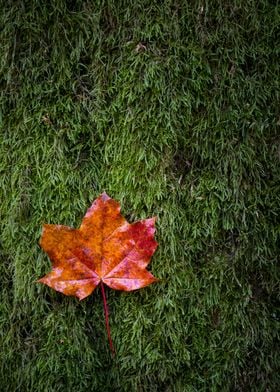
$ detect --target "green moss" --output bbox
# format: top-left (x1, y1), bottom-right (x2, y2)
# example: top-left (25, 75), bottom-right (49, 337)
top-left (0, 1), bottom-right (279, 390)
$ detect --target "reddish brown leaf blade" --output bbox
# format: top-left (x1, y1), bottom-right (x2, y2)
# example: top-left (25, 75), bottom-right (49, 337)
top-left (38, 193), bottom-right (158, 296)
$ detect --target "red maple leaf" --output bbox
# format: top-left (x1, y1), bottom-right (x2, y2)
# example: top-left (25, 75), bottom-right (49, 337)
top-left (38, 192), bottom-right (158, 353)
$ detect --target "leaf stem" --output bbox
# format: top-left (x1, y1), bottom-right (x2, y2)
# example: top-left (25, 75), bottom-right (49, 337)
top-left (100, 280), bottom-right (115, 355)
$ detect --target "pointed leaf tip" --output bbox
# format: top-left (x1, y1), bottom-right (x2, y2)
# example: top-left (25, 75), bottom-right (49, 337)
top-left (100, 192), bottom-right (111, 201)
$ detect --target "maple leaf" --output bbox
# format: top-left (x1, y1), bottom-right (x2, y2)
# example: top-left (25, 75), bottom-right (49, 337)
top-left (38, 192), bottom-right (158, 353)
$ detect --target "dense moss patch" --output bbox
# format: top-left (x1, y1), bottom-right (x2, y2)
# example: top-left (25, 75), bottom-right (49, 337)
top-left (0, 1), bottom-right (279, 391)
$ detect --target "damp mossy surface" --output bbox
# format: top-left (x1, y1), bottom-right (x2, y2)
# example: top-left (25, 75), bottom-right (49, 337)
top-left (0, 1), bottom-right (279, 391)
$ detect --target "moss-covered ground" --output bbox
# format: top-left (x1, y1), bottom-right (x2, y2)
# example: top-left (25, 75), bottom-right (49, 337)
top-left (0, 1), bottom-right (279, 391)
